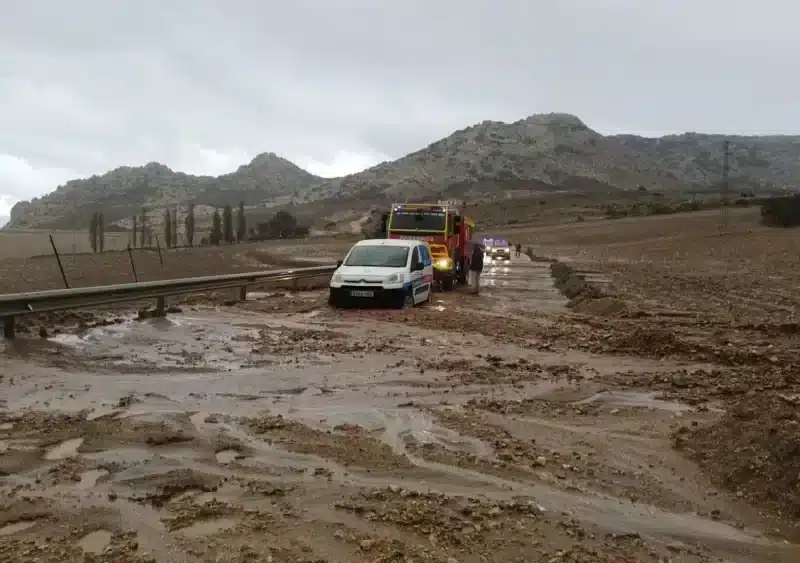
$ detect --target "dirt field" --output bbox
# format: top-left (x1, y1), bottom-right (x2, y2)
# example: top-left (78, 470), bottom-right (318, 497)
top-left (0, 229), bottom-right (133, 259)
top-left (0, 238), bottom-right (353, 294)
top-left (499, 207), bottom-right (800, 322)
top-left (1, 208), bottom-right (799, 562)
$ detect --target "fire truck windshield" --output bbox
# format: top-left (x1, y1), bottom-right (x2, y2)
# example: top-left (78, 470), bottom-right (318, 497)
top-left (389, 209), bottom-right (446, 232)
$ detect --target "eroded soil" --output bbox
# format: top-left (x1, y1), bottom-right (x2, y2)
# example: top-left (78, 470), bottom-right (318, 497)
top-left (1, 249), bottom-right (798, 562)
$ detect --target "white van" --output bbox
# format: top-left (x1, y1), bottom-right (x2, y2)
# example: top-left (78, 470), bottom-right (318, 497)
top-left (329, 239), bottom-right (434, 308)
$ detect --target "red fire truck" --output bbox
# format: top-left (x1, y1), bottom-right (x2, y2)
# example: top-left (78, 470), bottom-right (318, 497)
top-left (376, 200), bottom-right (475, 290)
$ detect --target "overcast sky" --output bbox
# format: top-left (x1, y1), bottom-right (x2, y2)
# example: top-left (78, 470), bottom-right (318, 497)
top-left (1, 0), bottom-right (798, 221)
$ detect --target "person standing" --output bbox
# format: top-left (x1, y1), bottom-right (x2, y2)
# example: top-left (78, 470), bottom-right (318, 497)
top-left (469, 242), bottom-right (484, 294)
top-left (515, 243), bottom-right (521, 257)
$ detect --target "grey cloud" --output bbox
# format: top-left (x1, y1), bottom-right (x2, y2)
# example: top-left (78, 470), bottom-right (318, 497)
top-left (0, 0), bottom-right (798, 206)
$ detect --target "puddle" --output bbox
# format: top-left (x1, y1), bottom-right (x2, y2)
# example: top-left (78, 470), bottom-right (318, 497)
top-left (189, 411), bottom-right (210, 427)
top-left (87, 406), bottom-right (121, 421)
top-left (175, 517), bottom-right (238, 538)
top-left (299, 310), bottom-right (324, 319)
top-left (266, 402), bottom-right (493, 460)
top-left (78, 529), bottom-right (113, 554)
top-left (44, 437), bottom-right (84, 460)
top-left (78, 469), bottom-right (109, 489)
top-left (246, 291), bottom-right (279, 300)
top-left (215, 449), bottom-right (239, 464)
top-left (573, 391), bottom-right (689, 413)
top-left (0, 520), bottom-right (37, 536)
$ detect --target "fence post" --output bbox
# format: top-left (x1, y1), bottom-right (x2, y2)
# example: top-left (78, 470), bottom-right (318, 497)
top-left (49, 235), bottom-right (70, 289)
top-left (127, 245), bottom-right (138, 282)
top-left (155, 296), bottom-right (166, 317)
top-left (155, 236), bottom-right (164, 267)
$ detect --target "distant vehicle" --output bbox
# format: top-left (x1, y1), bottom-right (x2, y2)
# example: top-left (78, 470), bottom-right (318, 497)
top-left (328, 239), bottom-right (433, 309)
top-left (483, 237), bottom-right (511, 261)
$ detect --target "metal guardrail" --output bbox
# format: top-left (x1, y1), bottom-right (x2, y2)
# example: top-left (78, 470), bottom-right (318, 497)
top-left (0, 264), bottom-right (337, 339)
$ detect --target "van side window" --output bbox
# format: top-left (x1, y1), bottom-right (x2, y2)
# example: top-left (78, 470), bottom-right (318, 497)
top-left (410, 246), bottom-right (420, 268)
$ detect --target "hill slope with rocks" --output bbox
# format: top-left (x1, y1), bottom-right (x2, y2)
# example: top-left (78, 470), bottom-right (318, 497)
top-left (7, 153), bottom-right (320, 230)
top-left (7, 113), bottom-right (800, 230)
top-left (308, 114), bottom-right (800, 201)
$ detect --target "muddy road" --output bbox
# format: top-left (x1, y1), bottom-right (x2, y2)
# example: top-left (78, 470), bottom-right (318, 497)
top-left (0, 253), bottom-right (798, 562)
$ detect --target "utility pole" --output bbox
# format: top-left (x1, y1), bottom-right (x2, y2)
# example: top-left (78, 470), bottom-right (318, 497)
top-left (720, 140), bottom-right (730, 230)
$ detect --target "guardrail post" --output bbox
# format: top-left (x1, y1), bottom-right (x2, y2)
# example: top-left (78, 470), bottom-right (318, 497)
top-left (3, 316), bottom-right (15, 339)
top-left (239, 286), bottom-right (247, 301)
top-left (155, 296), bottom-right (166, 317)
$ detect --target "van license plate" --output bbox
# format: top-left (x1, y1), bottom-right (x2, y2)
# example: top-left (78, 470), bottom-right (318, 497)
top-left (350, 290), bottom-right (374, 297)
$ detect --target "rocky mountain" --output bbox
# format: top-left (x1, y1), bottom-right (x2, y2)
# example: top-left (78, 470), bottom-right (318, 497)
top-left (306, 114), bottom-right (800, 201)
top-left (8, 113), bottom-right (800, 230)
top-left (7, 153), bottom-right (320, 230)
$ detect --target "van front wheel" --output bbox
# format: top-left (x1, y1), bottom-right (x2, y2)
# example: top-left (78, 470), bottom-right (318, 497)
top-left (398, 292), bottom-right (414, 310)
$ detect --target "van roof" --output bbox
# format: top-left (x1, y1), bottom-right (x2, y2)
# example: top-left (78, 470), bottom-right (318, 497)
top-left (354, 238), bottom-right (420, 248)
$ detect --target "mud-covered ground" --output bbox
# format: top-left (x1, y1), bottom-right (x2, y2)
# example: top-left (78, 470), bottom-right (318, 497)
top-left (1, 226), bottom-right (799, 562)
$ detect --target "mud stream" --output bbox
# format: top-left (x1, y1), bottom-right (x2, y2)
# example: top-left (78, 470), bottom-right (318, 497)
top-left (0, 255), bottom-right (796, 562)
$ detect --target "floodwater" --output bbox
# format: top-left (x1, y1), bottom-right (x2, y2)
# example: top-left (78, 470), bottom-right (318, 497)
top-left (0, 520), bottom-right (38, 536)
top-left (481, 253), bottom-right (566, 312)
top-left (176, 518), bottom-right (238, 538)
top-left (78, 469), bottom-right (109, 489)
top-left (214, 449), bottom-right (239, 464)
top-left (0, 254), bottom-right (796, 563)
top-left (78, 529), bottom-right (112, 554)
top-left (574, 390), bottom-right (693, 413)
top-left (43, 437), bottom-right (84, 461)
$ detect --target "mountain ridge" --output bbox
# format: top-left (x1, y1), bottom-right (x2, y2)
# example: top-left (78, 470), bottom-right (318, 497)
top-left (7, 113), bottom-right (800, 230)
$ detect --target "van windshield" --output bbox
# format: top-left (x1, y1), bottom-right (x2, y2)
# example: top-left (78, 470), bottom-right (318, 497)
top-left (345, 245), bottom-right (409, 268)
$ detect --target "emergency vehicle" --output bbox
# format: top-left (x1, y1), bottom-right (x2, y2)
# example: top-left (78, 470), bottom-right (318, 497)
top-left (376, 200), bottom-right (475, 290)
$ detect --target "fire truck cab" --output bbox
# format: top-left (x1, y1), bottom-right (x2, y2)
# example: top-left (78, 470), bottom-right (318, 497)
top-left (377, 200), bottom-right (475, 291)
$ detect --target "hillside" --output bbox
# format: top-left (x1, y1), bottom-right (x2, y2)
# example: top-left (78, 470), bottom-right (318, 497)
top-left (307, 114), bottom-right (800, 201)
top-left (8, 113), bottom-right (800, 230)
top-left (7, 153), bottom-right (320, 230)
